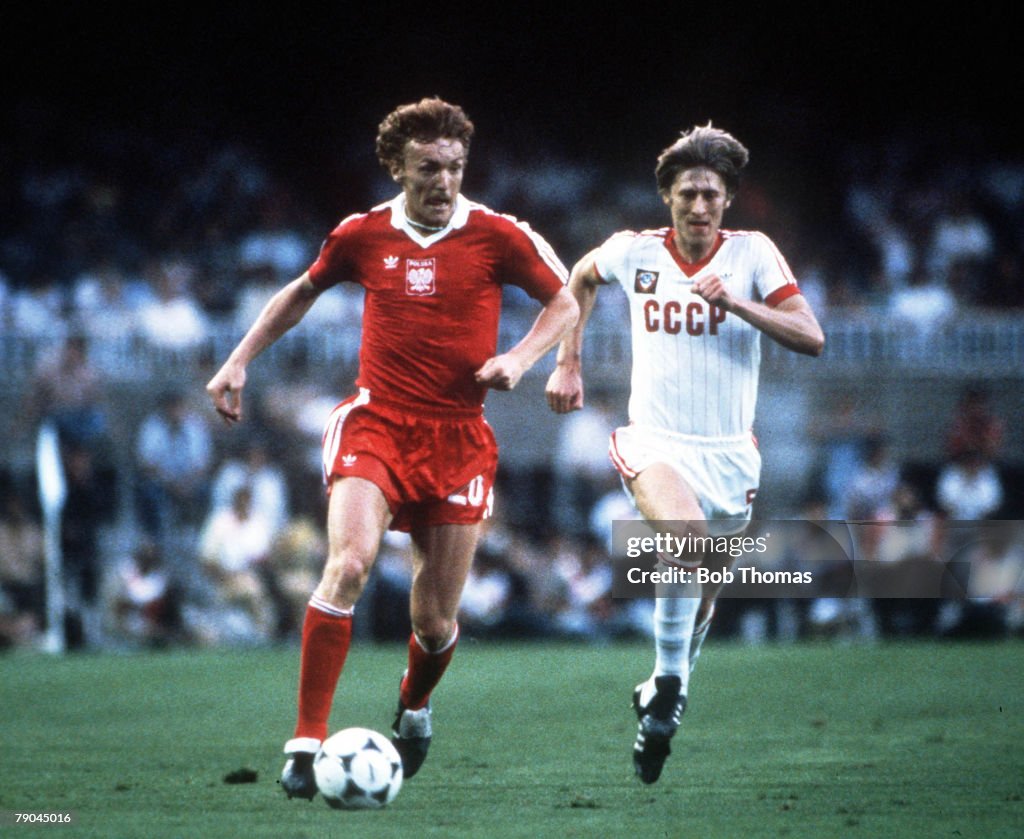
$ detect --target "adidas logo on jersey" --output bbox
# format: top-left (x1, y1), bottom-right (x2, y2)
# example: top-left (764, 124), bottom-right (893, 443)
top-left (341, 454), bottom-right (357, 467)
top-left (383, 255), bottom-right (399, 269)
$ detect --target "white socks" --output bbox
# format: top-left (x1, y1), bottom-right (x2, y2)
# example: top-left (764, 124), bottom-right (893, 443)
top-left (639, 594), bottom-right (702, 705)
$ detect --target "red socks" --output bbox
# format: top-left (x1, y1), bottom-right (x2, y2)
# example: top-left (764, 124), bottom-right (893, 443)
top-left (293, 599), bottom-right (458, 738)
top-left (400, 625), bottom-right (459, 710)
top-left (293, 598), bottom-right (353, 742)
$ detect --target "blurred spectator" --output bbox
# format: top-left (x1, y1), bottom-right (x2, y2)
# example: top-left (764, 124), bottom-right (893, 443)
top-left (588, 477), bottom-right (642, 551)
top-left (137, 257), bottom-right (208, 350)
top-left (888, 263), bottom-right (955, 333)
top-left (844, 436), bottom-right (901, 522)
top-left (70, 258), bottom-right (143, 341)
top-left (365, 531), bottom-right (414, 641)
top-left (934, 443), bottom-right (1005, 637)
top-left (927, 191), bottom-right (995, 298)
top-left (0, 484), bottom-right (45, 649)
top-left (198, 485), bottom-right (273, 580)
top-left (869, 482), bottom-right (944, 637)
top-left (779, 502), bottom-right (852, 638)
top-left (551, 388), bottom-right (621, 537)
top-left (24, 333), bottom-right (111, 452)
top-left (209, 436), bottom-right (289, 539)
top-left (949, 522), bottom-right (1024, 637)
top-left (841, 437), bottom-right (903, 643)
top-left (550, 534), bottom-right (617, 640)
top-left (265, 516), bottom-right (325, 640)
top-left (232, 265), bottom-right (280, 332)
top-left (865, 214), bottom-right (917, 291)
top-left (237, 195), bottom-right (311, 283)
top-left (938, 384), bottom-right (1005, 527)
top-left (294, 281), bottom-right (365, 341)
top-left (945, 385), bottom-right (1005, 463)
top-left (61, 442), bottom-right (117, 648)
top-left (585, 485), bottom-right (656, 640)
top-left (191, 485), bottom-right (276, 646)
top-left (233, 266), bottom-right (364, 349)
top-left (454, 526), bottom-right (554, 639)
top-left (135, 388), bottom-right (214, 538)
top-left (809, 393), bottom-right (880, 520)
top-left (772, 499), bottom-right (861, 639)
top-left (458, 541), bottom-right (516, 636)
top-left (109, 539), bottom-right (181, 648)
top-left (502, 527), bottom-right (574, 623)
top-left (9, 271), bottom-right (67, 339)
top-left (935, 451), bottom-right (1003, 521)
top-left (873, 483), bottom-right (942, 563)
top-left (259, 350), bottom-right (344, 509)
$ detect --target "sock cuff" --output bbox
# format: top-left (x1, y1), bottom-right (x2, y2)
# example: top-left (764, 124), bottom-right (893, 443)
top-left (413, 622), bottom-right (459, 655)
top-left (309, 595), bottom-right (353, 618)
top-left (284, 737), bottom-right (321, 755)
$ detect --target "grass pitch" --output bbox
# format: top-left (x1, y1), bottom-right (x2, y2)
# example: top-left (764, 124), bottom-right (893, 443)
top-left (1, 638), bottom-right (1021, 838)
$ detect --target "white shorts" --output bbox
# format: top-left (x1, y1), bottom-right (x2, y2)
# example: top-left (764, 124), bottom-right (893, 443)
top-left (608, 424), bottom-right (761, 534)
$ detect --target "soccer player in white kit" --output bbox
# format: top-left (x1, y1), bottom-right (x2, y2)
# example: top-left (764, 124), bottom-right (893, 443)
top-left (546, 123), bottom-right (824, 783)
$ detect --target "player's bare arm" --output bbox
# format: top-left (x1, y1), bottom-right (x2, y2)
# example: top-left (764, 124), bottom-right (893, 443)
top-left (545, 251), bottom-right (603, 414)
top-left (475, 286), bottom-right (578, 391)
top-left (691, 274), bottom-right (824, 357)
top-left (206, 273), bottom-right (323, 424)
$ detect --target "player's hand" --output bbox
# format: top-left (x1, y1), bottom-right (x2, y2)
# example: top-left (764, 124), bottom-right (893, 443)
top-left (206, 362), bottom-right (247, 425)
top-left (475, 354), bottom-right (525, 391)
top-left (692, 273), bottom-right (733, 310)
top-left (545, 364), bottom-right (584, 413)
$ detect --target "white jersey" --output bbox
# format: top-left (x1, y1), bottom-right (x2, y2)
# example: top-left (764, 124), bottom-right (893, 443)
top-left (594, 227), bottom-right (800, 437)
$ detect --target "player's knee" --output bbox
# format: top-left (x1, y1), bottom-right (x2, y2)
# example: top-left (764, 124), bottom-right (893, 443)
top-left (321, 549), bottom-right (375, 601)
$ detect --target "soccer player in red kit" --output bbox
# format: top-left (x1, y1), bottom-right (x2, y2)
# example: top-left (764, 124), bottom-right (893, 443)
top-left (206, 98), bottom-right (578, 799)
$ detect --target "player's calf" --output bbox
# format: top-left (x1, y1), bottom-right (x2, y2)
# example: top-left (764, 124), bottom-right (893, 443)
top-left (689, 602), bottom-right (716, 674)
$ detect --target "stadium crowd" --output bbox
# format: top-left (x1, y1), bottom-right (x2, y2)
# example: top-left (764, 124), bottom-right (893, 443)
top-left (2, 121), bottom-right (1023, 652)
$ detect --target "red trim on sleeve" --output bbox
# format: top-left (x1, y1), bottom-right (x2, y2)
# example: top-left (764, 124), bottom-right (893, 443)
top-left (764, 284), bottom-right (801, 308)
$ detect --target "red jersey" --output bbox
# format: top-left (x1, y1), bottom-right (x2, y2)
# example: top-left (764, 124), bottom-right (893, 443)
top-left (308, 194), bottom-right (567, 412)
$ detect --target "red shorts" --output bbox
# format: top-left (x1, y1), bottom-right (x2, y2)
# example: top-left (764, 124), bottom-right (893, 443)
top-left (321, 390), bottom-right (498, 532)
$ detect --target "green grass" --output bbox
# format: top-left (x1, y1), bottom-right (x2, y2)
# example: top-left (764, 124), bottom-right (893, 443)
top-left (1, 639), bottom-right (1022, 838)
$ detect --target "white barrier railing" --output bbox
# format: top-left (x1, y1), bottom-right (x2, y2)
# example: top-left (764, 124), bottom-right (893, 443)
top-left (3, 308), bottom-right (1024, 386)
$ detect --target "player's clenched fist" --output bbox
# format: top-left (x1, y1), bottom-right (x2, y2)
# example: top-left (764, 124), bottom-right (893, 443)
top-left (474, 353), bottom-right (525, 391)
top-left (545, 364), bottom-right (584, 414)
top-left (691, 273), bottom-right (734, 310)
top-left (206, 362), bottom-right (246, 424)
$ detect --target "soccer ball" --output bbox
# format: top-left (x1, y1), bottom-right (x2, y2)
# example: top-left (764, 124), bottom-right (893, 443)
top-left (314, 727), bottom-right (403, 810)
